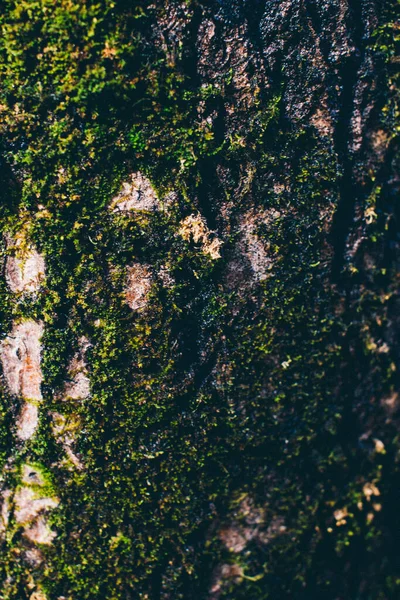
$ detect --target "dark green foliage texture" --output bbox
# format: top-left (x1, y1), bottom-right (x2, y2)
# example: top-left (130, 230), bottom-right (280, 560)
top-left (0, 1), bottom-right (399, 598)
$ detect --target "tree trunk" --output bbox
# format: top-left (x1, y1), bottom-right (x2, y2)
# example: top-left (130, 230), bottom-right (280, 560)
top-left (0, 1), bottom-right (398, 598)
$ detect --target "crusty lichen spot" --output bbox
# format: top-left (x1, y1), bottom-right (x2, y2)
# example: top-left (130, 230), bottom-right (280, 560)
top-left (0, 320), bottom-right (44, 402)
top-left (111, 172), bottom-right (160, 212)
top-left (178, 213), bottom-right (223, 259)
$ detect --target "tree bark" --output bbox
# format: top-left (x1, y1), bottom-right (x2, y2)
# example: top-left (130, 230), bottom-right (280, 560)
top-left (0, 1), bottom-right (399, 598)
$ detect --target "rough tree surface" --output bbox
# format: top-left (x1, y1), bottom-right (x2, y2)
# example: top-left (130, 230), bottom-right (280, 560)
top-left (0, 1), bottom-right (399, 599)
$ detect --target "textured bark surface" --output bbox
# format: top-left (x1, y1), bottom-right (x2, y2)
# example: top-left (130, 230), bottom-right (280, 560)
top-left (0, 1), bottom-right (399, 599)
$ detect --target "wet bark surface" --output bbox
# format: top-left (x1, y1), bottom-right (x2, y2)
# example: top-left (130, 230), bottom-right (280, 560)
top-left (0, 1), bottom-right (399, 599)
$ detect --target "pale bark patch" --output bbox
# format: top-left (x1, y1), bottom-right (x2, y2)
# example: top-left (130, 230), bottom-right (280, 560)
top-left (158, 265), bottom-right (174, 288)
top-left (257, 516), bottom-right (287, 544)
top-left (0, 489), bottom-right (12, 536)
top-left (218, 495), bottom-right (285, 554)
top-left (0, 320), bottom-right (44, 401)
top-left (21, 464), bottom-right (46, 486)
top-left (14, 487), bottom-right (58, 525)
top-left (370, 128), bottom-right (391, 162)
top-left (5, 249), bottom-right (45, 294)
top-left (64, 446), bottom-right (84, 470)
top-left (62, 337), bottom-right (90, 401)
top-left (63, 357), bottom-right (90, 401)
top-left (24, 547), bottom-right (44, 567)
top-left (239, 209), bottom-right (279, 281)
top-left (125, 263), bottom-right (153, 311)
top-left (218, 525), bottom-right (249, 553)
top-left (381, 391), bottom-right (398, 415)
top-left (111, 172), bottom-right (160, 212)
top-left (16, 403), bottom-right (39, 441)
top-left (311, 106), bottom-right (334, 138)
top-left (29, 591), bottom-right (47, 600)
top-left (24, 514), bottom-right (57, 545)
top-left (9, 468), bottom-right (60, 546)
top-left (209, 563), bottom-right (244, 598)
